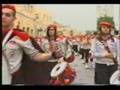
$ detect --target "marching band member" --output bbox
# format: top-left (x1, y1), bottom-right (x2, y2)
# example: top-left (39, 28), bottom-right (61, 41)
top-left (2, 4), bottom-right (58, 85)
top-left (56, 31), bottom-right (75, 63)
top-left (90, 20), bottom-right (120, 84)
top-left (83, 35), bottom-right (91, 69)
top-left (80, 35), bottom-right (85, 60)
top-left (38, 25), bottom-right (63, 85)
top-left (40, 25), bottom-right (76, 85)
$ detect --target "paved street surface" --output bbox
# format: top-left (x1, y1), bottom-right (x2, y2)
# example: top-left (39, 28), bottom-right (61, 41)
top-left (69, 54), bottom-right (95, 85)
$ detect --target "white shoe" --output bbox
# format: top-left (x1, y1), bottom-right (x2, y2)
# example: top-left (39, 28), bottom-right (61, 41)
top-left (91, 61), bottom-right (95, 69)
top-left (85, 64), bottom-right (89, 69)
top-left (89, 62), bottom-right (93, 68)
top-left (81, 60), bottom-right (85, 64)
top-left (91, 64), bottom-right (95, 69)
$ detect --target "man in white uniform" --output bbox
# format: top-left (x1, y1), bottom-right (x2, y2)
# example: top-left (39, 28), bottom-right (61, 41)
top-left (2, 4), bottom-right (60, 85)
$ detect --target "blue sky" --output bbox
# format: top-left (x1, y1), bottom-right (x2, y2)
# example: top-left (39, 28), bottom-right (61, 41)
top-left (33, 4), bottom-right (119, 32)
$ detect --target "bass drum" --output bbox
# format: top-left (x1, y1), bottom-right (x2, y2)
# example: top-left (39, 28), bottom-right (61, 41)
top-left (50, 61), bottom-right (76, 85)
top-left (110, 70), bottom-right (120, 85)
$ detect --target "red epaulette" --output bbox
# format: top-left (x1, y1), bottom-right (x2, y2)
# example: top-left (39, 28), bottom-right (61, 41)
top-left (57, 36), bottom-right (66, 41)
top-left (13, 29), bottom-right (29, 41)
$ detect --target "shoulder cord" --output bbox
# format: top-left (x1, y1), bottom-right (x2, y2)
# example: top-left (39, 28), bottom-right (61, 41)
top-left (97, 38), bottom-right (118, 65)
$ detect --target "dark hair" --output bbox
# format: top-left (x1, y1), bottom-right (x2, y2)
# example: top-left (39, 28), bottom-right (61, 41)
top-left (99, 26), bottom-right (112, 36)
top-left (99, 26), bottom-right (111, 31)
top-left (97, 31), bottom-right (114, 42)
top-left (46, 25), bottom-right (57, 41)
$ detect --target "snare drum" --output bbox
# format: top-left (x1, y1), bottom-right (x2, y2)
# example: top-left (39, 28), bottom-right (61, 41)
top-left (50, 62), bottom-right (76, 85)
top-left (110, 70), bottom-right (120, 85)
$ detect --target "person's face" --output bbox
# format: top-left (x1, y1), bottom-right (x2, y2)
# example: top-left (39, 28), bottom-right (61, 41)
top-left (48, 27), bottom-right (56, 36)
top-left (101, 25), bottom-right (110, 34)
top-left (2, 8), bottom-right (16, 28)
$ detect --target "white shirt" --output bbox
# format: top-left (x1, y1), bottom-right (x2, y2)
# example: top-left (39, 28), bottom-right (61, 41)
top-left (40, 37), bottom-right (73, 62)
top-left (3, 37), bottom-right (39, 74)
top-left (2, 29), bottom-right (40, 85)
top-left (2, 55), bottom-right (12, 85)
top-left (90, 37), bottom-right (120, 66)
top-left (2, 36), bottom-right (39, 85)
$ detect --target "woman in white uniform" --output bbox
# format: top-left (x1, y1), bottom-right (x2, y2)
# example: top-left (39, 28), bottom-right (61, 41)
top-left (40, 25), bottom-right (75, 85)
top-left (91, 20), bottom-right (120, 84)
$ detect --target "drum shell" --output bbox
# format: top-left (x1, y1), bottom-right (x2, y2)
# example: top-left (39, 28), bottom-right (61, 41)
top-left (50, 65), bottom-right (76, 85)
top-left (64, 52), bottom-right (75, 63)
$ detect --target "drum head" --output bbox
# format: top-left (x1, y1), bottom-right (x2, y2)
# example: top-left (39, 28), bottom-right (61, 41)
top-left (110, 70), bottom-right (120, 84)
top-left (50, 61), bottom-right (67, 78)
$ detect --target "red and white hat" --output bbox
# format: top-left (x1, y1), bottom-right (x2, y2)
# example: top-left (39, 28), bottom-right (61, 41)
top-left (2, 4), bottom-right (16, 13)
top-left (99, 21), bottom-right (112, 27)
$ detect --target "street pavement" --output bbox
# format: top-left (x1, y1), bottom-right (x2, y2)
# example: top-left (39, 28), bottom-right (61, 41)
top-left (69, 54), bottom-right (95, 85)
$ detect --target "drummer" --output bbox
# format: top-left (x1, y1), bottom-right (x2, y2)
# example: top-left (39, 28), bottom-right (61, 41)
top-left (40, 24), bottom-right (75, 85)
top-left (90, 20), bottom-right (120, 84)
